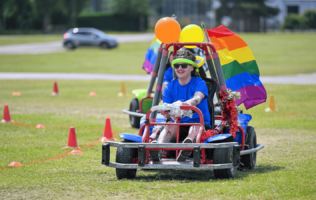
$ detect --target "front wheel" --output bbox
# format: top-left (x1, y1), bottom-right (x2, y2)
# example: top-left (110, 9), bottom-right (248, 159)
top-left (213, 147), bottom-right (237, 179)
top-left (116, 147), bottom-right (137, 179)
top-left (100, 42), bottom-right (109, 49)
top-left (129, 98), bottom-right (141, 128)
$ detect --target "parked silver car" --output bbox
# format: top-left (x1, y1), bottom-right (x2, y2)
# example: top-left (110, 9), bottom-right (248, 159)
top-left (63, 27), bottom-right (118, 50)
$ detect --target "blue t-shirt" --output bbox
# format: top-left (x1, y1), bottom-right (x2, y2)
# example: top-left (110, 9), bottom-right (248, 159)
top-left (163, 67), bottom-right (174, 83)
top-left (163, 77), bottom-right (210, 125)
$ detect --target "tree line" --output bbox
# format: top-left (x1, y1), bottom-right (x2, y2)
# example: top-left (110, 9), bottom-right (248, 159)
top-left (0, 0), bottom-right (152, 33)
top-left (283, 10), bottom-right (316, 30)
top-left (0, 0), bottom-right (89, 33)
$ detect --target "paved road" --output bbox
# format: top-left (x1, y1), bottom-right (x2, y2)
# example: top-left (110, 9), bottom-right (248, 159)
top-left (1, 72), bottom-right (316, 84)
top-left (0, 33), bottom-right (155, 55)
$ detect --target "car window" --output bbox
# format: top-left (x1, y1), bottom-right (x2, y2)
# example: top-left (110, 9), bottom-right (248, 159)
top-left (74, 32), bottom-right (92, 36)
top-left (91, 33), bottom-right (99, 38)
top-left (95, 30), bottom-right (106, 37)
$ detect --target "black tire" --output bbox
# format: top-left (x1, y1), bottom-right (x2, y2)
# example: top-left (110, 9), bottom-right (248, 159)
top-left (116, 147), bottom-right (137, 179)
top-left (100, 42), bottom-right (109, 49)
top-left (129, 98), bottom-right (141, 128)
top-left (64, 41), bottom-right (76, 50)
top-left (240, 126), bottom-right (257, 170)
top-left (213, 147), bottom-right (237, 179)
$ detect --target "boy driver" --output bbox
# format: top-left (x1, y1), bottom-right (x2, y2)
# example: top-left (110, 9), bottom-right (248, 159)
top-left (150, 50), bottom-right (211, 162)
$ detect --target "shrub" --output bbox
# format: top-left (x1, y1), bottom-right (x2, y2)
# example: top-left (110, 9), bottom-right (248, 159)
top-left (77, 13), bottom-right (148, 32)
top-left (282, 14), bottom-right (304, 30)
top-left (302, 10), bottom-right (316, 29)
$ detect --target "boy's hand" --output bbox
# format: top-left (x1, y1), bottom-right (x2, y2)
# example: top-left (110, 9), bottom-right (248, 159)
top-left (181, 102), bottom-right (191, 106)
top-left (160, 110), bottom-right (168, 115)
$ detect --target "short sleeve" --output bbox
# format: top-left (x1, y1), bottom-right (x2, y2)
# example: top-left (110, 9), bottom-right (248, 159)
top-left (163, 67), bottom-right (174, 83)
top-left (195, 78), bottom-right (208, 97)
top-left (163, 82), bottom-right (173, 104)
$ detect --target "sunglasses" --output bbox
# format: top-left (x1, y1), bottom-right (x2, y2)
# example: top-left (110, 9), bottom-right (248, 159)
top-left (173, 64), bottom-right (189, 69)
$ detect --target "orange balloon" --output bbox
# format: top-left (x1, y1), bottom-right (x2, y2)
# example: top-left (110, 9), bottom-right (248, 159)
top-left (155, 17), bottom-right (181, 44)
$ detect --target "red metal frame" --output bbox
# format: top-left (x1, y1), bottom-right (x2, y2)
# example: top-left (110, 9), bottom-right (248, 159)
top-left (164, 42), bottom-right (216, 57)
top-left (137, 105), bottom-right (245, 164)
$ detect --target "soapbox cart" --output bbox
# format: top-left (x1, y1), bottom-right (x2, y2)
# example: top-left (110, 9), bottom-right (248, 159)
top-left (102, 42), bottom-right (264, 179)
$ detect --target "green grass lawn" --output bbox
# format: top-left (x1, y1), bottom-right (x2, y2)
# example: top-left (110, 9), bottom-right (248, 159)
top-left (0, 32), bottom-right (150, 46)
top-left (0, 35), bottom-right (62, 46)
top-left (0, 42), bottom-right (149, 75)
top-left (0, 33), bottom-right (316, 76)
top-left (241, 33), bottom-right (316, 75)
top-left (1, 80), bottom-right (315, 199)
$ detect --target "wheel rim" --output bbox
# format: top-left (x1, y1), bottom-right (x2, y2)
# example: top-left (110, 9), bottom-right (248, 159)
top-left (229, 149), bottom-right (237, 175)
top-left (67, 42), bottom-right (72, 48)
top-left (252, 139), bottom-right (257, 166)
top-left (129, 101), bottom-right (136, 125)
top-left (130, 115), bottom-right (135, 124)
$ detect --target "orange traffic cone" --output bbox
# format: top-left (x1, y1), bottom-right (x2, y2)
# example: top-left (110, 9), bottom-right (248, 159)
top-left (35, 124), bottom-right (45, 128)
top-left (89, 91), bottom-right (96, 96)
top-left (8, 161), bottom-right (22, 167)
top-left (265, 94), bottom-right (277, 112)
top-left (12, 92), bottom-right (20, 96)
top-left (52, 81), bottom-right (59, 95)
top-left (118, 82), bottom-right (126, 96)
top-left (68, 150), bottom-right (83, 155)
top-left (1, 104), bottom-right (14, 123)
top-left (65, 126), bottom-right (78, 148)
top-left (99, 118), bottom-right (116, 142)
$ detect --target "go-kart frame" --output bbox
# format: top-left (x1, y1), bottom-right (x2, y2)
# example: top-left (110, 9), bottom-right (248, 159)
top-left (102, 40), bottom-right (264, 179)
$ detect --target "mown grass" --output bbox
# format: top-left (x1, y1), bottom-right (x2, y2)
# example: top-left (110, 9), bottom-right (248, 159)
top-left (1, 80), bottom-right (315, 199)
top-left (241, 33), bottom-right (316, 76)
top-left (0, 32), bottom-right (150, 46)
top-left (0, 35), bottom-right (62, 46)
top-left (0, 33), bottom-right (316, 76)
top-left (0, 42), bottom-right (149, 75)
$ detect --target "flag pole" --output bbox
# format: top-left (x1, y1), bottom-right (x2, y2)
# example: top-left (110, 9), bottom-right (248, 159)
top-left (201, 22), bottom-right (220, 100)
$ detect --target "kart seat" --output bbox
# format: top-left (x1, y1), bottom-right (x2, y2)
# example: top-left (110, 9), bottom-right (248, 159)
top-left (203, 77), bottom-right (217, 129)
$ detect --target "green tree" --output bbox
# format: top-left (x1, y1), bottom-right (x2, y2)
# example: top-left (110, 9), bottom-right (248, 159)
top-left (302, 9), bottom-right (316, 29)
top-left (112, 0), bottom-right (150, 31)
top-left (33, 0), bottom-right (58, 33)
top-left (0, 0), bottom-right (89, 33)
top-left (217, 0), bottom-right (279, 32)
top-left (0, 0), bottom-right (16, 31)
top-left (33, 0), bottom-right (88, 33)
top-left (62, 0), bottom-right (90, 28)
top-left (0, 0), bottom-right (36, 31)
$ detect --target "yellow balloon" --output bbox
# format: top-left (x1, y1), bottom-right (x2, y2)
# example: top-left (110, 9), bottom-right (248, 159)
top-left (179, 24), bottom-right (204, 48)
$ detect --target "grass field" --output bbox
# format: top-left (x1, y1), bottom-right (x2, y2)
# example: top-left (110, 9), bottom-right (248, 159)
top-left (0, 32), bottom-right (147, 46)
top-left (1, 80), bottom-right (316, 199)
top-left (1, 33), bottom-right (315, 199)
top-left (0, 35), bottom-right (62, 46)
top-left (0, 33), bottom-right (316, 76)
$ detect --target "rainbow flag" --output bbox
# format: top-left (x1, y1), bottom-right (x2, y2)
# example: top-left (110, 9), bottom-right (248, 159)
top-left (207, 25), bottom-right (266, 109)
top-left (142, 37), bottom-right (162, 74)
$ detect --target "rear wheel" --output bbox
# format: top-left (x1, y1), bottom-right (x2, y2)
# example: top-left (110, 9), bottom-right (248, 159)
top-left (240, 126), bottom-right (257, 170)
top-left (64, 41), bottom-right (76, 50)
top-left (129, 98), bottom-right (141, 128)
top-left (213, 147), bottom-right (237, 179)
top-left (116, 147), bottom-right (137, 179)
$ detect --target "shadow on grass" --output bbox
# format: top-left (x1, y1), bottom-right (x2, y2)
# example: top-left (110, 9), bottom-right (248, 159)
top-left (131, 164), bottom-right (284, 181)
top-left (236, 164), bottom-right (285, 179)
